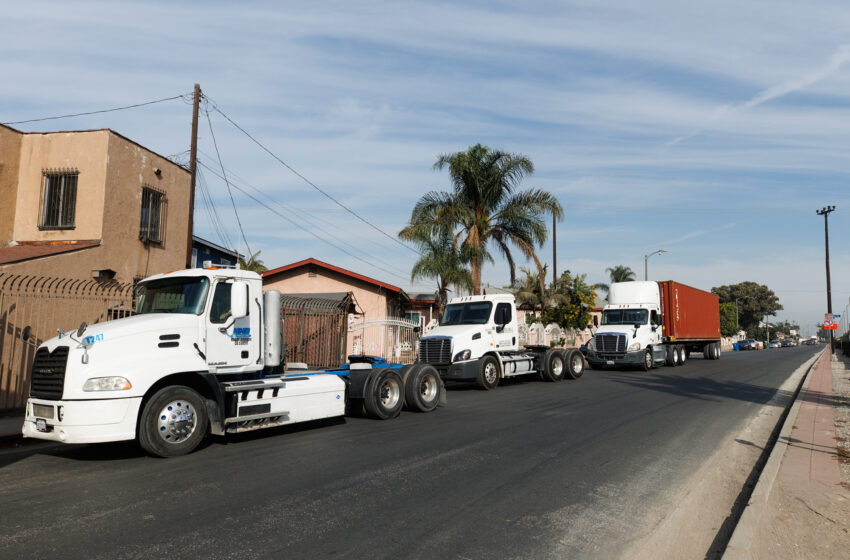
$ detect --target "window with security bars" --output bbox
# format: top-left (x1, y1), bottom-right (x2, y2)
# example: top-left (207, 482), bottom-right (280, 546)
top-left (39, 171), bottom-right (78, 229)
top-left (139, 186), bottom-right (166, 245)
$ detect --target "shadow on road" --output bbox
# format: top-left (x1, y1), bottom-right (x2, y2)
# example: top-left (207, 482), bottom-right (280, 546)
top-left (605, 372), bottom-right (794, 406)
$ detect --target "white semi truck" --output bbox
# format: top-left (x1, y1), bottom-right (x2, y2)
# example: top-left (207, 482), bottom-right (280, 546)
top-left (584, 281), bottom-right (722, 371)
top-left (416, 294), bottom-right (585, 389)
top-left (21, 267), bottom-right (443, 457)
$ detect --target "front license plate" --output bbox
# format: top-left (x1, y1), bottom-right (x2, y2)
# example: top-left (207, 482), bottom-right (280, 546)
top-left (35, 418), bottom-right (47, 432)
top-left (33, 403), bottom-right (54, 419)
top-left (606, 360), bottom-right (615, 366)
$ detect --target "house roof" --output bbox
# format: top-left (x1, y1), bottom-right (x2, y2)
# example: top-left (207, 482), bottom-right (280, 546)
top-left (263, 258), bottom-right (403, 294)
top-left (0, 240), bottom-right (100, 265)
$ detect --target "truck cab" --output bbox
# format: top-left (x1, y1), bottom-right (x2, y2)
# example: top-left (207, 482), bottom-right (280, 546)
top-left (418, 294), bottom-right (584, 389)
top-left (586, 282), bottom-right (664, 370)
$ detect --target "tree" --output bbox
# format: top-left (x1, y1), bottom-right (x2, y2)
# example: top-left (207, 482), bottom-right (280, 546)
top-left (513, 265), bottom-right (548, 310)
top-left (399, 144), bottom-right (562, 298)
top-left (239, 250), bottom-right (267, 273)
top-left (408, 228), bottom-right (473, 316)
top-left (540, 271), bottom-right (598, 331)
top-left (711, 282), bottom-right (783, 334)
top-left (719, 302), bottom-right (738, 337)
top-left (593, 265), bottom-right (636, 297)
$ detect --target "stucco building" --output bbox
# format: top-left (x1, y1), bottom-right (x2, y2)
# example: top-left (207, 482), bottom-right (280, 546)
top-left (0, 124), bottom-right (191, 282)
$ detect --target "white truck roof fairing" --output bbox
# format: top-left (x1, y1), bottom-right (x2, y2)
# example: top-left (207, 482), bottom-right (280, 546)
top-left (447, 294), bottom-right (515, 305)
top-left (607, 281), bottom-right (660, 307)
top-left (142, 267), bottom-right (261, 283)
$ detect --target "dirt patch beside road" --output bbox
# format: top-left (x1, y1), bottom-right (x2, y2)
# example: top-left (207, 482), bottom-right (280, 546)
top-left (621, 353), bottom-right (819, 560)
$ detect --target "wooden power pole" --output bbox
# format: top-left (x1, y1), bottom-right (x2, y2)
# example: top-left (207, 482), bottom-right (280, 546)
top-left (185, 84), bottom-right (201, 268)
top-left (817, 205), bottom-right (836, 347)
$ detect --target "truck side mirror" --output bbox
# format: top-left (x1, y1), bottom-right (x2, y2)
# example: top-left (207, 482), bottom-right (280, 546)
top-left (21, 325), bottom-right (31, 343)
top-left (231, 281), bottom-right (249, 319)
top-left (593, 316), bottom-right (599, 327)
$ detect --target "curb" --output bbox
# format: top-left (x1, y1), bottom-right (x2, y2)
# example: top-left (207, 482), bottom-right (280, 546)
top-left (721, 348), bottom-right (826, 559)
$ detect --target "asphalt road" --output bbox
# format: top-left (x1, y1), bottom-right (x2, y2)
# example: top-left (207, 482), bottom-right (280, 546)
top-left (0, 346), bottom-right (820, 559)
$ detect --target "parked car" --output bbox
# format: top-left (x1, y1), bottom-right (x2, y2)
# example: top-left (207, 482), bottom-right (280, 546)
top-left (769, 340), bottom-right (782, 348)
top-left (780, 339), bottom-right (793, 348)
top-left (738, 338), bottom-right (757, 350)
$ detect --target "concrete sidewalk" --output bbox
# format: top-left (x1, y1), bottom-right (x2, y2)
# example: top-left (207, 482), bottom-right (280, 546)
top-left (725, 348), bottom-right (850, 559)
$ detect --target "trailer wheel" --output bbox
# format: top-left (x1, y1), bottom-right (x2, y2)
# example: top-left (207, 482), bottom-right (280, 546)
top-left (138, 385), bottom-right (209, 458)
top-left (565, 350), bottom-right (584, 379)
top-left (678, 346), bottom-right (687, 366)
top-left (672, 346), bottom-right (682, 366)
top-left (542, 349), bottom-right (566, 382)
top-left (363, 368), bottom-right (404, 420)
top-left (477, 355), bottom-right (500, 390)
top-left (641, 349), bottom-right (653, 372)
top-left (713, 343), bottom-right (721, 360)
top-left (404, 364), bottom-right (442, 412)
top-left (703, 344), bottom-right (712, 359)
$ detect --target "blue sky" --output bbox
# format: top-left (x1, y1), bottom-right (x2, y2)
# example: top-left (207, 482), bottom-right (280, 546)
top-left (3, 1), bottom-right (849, 335)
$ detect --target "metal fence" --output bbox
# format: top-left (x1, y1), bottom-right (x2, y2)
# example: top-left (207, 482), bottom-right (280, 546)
top-left (281, 294), bottom-right (350, 369)
top-left (0, 274), bottom-right (134, 411)
top-left (348, 316), bottom-right (420, 364)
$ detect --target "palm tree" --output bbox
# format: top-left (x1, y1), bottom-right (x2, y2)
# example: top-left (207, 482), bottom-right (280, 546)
top-left (409, 229), bottom-right (473, 316)
top-left (513, 265), bottom-right (549, 309)
top-left (593, 265), bottom-right (636, 297)
top-left (400, 144), bottom-right (562, 298)
top-left (239, 250), bottom-right (268, 273)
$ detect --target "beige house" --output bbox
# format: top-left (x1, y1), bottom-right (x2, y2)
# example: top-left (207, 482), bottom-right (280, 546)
top-left (263, 258), bottom-right (412, 363)
top-left (0, 124), bottom-right (191, 282)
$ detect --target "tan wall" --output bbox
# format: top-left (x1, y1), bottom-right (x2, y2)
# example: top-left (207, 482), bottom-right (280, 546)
top-left (102, 132), bottom-right (190, 280)
top-left (13, 131), bottom-right (109, 242)
top-left (0, 126), bottom-right (23, 245)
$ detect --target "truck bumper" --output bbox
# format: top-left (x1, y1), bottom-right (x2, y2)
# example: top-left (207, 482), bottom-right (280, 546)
top-left (436, 359), bottom-right (480, 381)
top-left (22, 397), bottom-right (143, 444)
top-left (586, 350), bottom-right (646, 367)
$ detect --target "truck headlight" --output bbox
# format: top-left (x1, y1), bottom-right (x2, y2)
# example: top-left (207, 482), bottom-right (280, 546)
top-left (83, 377), bottom-right (132, 392)
top-left (453, 349), bottom-right (471, 361)
top-left (628, 342), bottom-right (641, 352)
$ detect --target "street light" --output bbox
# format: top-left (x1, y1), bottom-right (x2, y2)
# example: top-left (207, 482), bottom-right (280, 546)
top-left (644, 249), bottom-right (667, 281)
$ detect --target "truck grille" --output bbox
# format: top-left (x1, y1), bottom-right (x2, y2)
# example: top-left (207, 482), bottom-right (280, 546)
top-left (419, 338), bottom-right (451, 364)
top-left (597, 334), bottom-right (627, 356)
top-left (30, 346), bottom-right (69, 400)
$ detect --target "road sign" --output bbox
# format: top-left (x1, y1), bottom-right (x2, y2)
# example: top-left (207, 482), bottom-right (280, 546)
top-left (828, 324), bottom-right (838, 330)
top-left (825, 313), bottom-right (834, 321)
top-left (834, 314), bottom-right (841, 319)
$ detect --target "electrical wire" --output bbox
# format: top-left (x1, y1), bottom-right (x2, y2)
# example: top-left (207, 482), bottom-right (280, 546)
top-left (203, 102), bottom-right (253, 261)
top-left (1, 94), bottom-right (189, 125)
top-left (206, 101), bottom-right (420, 256)
top-left (196, 168), bottom-right (234, 250)
top-left (196, 148), bottom-right (413, 279)
top-left (197, 159), bottom-right (413, 284)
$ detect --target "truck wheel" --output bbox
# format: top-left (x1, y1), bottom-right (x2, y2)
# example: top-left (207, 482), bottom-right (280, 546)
top-left (404, 364), bottom-right (442, 412)
top-left (477, 355), bottom-right (500, 390)
top-left (565, 350), bottom-right (584, 379)
top-left (364, 368), bottom-right (404, 420)
top-left (672, 346), bottom-right (682, 367)
top-left (641, 349), bottom-right (653, 372)
top-left (665, 346), bottom-right (675, 367)
top-left (713, 343), bottom-right (721, 360)
top-left (542, 349), bottom-right (566, 382)
top-left (703, 344), bottom-right (712, 359)
top-left (678, 346), bottom-right (687, 366)
top-left (138, 385), bottom-right (209, 458)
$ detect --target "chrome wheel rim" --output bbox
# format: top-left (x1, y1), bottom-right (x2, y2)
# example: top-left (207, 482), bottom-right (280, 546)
top-left (483, 362), bottom-right (498, 384)
top-left (552, 357), bottom-right (564, 377)
top-left (379, 378), bottom-right (401, 408)
top-left (645, 352), bottom-right (652, 368)
top-left (420, 374), bottom-right (439, 401)
top-left (571, 354), bottom-right (583, 374)
top-left (156, 400), bottom-right (197, 444)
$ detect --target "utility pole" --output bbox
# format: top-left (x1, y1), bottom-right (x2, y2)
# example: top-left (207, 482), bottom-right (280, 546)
top-left (186, 83), bottom-right (202, 268)
top-left (816, 205), bottom-right (836, 348)
top-left (552, 214), bottom-right (557, 287)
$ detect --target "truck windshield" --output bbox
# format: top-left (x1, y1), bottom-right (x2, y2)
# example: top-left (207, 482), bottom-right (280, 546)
top-left (136, 277), bottom-right (209, 315)
top-left (602, 309), bottom-right (649, 325)
top-left (441, 302), bottom-right (493, 325)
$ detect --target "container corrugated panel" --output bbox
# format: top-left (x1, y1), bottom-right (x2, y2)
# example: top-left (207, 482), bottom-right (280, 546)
top-left (659, 281), bottom-right (720, 341)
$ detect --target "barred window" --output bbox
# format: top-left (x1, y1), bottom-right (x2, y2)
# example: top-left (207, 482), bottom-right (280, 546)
top-left (139, 186), bottom-right (166, 245)
top-left (39, 171), bottom-right (78, 229)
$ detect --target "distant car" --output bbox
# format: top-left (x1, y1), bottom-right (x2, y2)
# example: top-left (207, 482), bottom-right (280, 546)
top-left (769, 340), bottom-right (782, 348)
top-left (738, 339), bottom-right (757, 350)
top-left (780, 339), bottom-right (793, 348)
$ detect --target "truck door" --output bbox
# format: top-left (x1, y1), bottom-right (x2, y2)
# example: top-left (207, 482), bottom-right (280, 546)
top-left (650, 309), bottom-right (663, 346)
top-left (494, 302), bottom-right (518, 351)
top-left (205, 280), bottom-right (256, 369)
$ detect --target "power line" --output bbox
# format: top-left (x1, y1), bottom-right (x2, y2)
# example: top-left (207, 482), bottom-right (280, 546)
top-left (196, 148), bottom-right (413, 279)
top-left (197, 159), bottom-right (413, 284)
top-left (196, 167), bottom-right (235, 250)
top-left (203, 102), bottom-right (253, 260)
top-left (1, 94), bottom-right (189, 125)
top-left (206, 101), bottom-right (420, 257)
